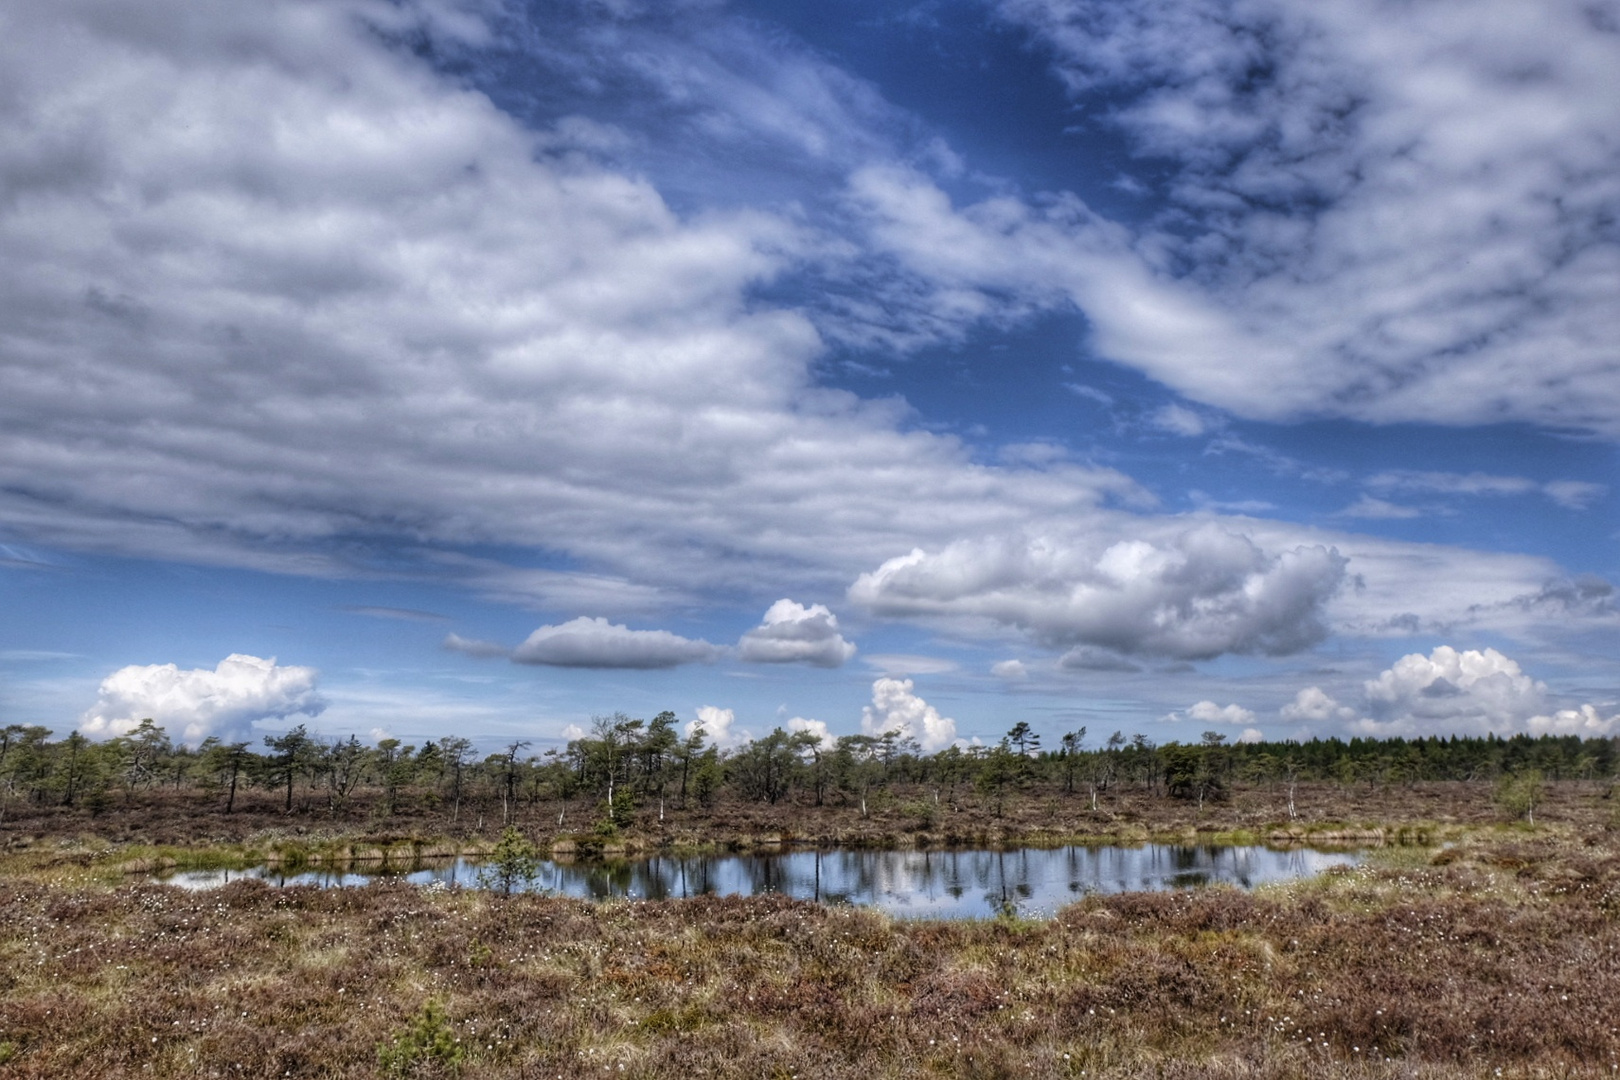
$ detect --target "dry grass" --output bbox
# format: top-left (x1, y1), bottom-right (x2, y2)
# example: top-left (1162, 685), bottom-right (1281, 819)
top-left (1, 821), bottom-right (1619, 1078)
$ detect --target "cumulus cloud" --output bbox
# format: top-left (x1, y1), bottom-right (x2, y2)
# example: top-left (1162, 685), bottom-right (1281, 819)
top-left (991, 659), bottom-right (1028, 679)
top-left (1169, 701), bottom-right (1257, 727)
top-left (994, 0), bottom-right (1620, 435)
top-left (686, 705), bottom-right (750, 749)
top-left (1526, 705), bottom-right (1620, 738)
top-left (1354, 646), bottom-right (1548, 737)
top-left (1280, 686), bottom-right (1357, 725)
top-left (786, 715), bottom-right (837, 750)
top-left (511, 618), bottom-right (720, 669)
top-left (737, 599), bottom-right (857, 667)
top-left (79, 654), bottom-right (325, 746)
top-left (1272, 647), bottom-right (1619, 739)
top-left (851, 526), bottom-right (1347, 660)
top-left (860, 677), bottom-right (957, 752)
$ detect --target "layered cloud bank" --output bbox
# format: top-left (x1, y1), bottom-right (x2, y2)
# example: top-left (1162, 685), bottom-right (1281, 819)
top-left (512, 618), bottom-right (720, 670)
top-left (851, 527), bottom-right (1346, 660)
top-left (80, 654), bottom-right (325, 745)
top-left (0, 0), bottom-right (1153, 606)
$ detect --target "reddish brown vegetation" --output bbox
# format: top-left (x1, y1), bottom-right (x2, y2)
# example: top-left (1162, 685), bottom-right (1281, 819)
top-left (1, 826), bottom-right (1619, 1078)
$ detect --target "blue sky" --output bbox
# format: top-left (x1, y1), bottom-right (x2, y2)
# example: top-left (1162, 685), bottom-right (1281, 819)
top-left (1, 0), bottom-right (1617, 754)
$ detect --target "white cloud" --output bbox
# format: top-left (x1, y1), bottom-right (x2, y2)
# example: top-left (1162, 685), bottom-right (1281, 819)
top-left (1367, 472), bottom-right (1607, 510)
top-left (686, 704), bottom-right (750, 749)
top-left (1544, 481), bottom-right (1608, 511)
top-left (1526, 705), bottom-right (1620, 737)
top-left (1354, 646), bottom-right (1548, 737)
top-left (442, 633), bottom-right (510, 659)
top-left (1280, 686), bottom-right (1357, 724)
top-left (985, 0), bottom-right (1620, 436)
top-left (737, 599), bottom-right (856, 667)
top-left (1172, 701), bottom-right (1257, 727)
top-left (991, 659), bottom-right (1028, 679)
top-left (1237, 727), bottom-right (1265, 745)
top-left (1337, 497), bottom-right (1423, 521)
top-left (786, 715), bottom-right (837, 749)
top-left (79, 653), bottom-right (325, 746)
top-left (560, 723), bottom-right (587, 741)
top-left (511, 617), bottom-right (720, 669)
top-left (851, 525), bottom-right (1347, 660)
top-left (1149, 403), bottom-right (1216, 437)
top-left (0, 0), bottom-right (1191, 617)
top-left (863, 654), bottom-right (960, 676)
top-left (0, 0), bottom-right (1610, 699)
top-left (1367, 472), bottom-right (1539, 499)
top-left (1238, 522), bottom-right (1596, 643)
top-left (1270, 645), bottom-right (1620, 739)
top-left (860, 677), bottom-right (957, 752)
top-left (1057, 647), bottom-right (1141, 673)
top-left (1065, 383), bottom-right (1114, 406)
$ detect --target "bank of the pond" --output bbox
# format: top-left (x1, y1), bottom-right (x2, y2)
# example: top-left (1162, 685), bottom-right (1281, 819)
top-left (105, 818), bottom-right (1425, 875)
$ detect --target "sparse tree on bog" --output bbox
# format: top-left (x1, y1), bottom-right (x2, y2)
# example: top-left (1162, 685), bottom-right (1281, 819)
top-left (1496, 768), bottom-right (1545, 825)
top-left (264, 724), bottom-right (313, 812)
top-left (198, 738), bottom-right (252, 813)
top-left (438, 735), bottom-right (475, 821)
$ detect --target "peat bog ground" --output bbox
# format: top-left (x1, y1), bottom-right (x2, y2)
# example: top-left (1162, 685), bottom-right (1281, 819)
top-left (2, 783), bottom-right (1619, 1078)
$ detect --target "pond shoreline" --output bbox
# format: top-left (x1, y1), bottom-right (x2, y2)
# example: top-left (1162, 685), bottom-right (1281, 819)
top-left (148, 841), bottom-right (1370, 919)
top-left (107, 822), bottom-right (1410, 881)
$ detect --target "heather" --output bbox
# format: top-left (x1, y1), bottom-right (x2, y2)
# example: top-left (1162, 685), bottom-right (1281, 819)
top-left (2, 825), bottom-right (1619, 1078)
top-left (4, 719), bottom-right (1619, 1077)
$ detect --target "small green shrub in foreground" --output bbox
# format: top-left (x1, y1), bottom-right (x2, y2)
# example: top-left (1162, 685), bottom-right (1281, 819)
top-left (378, 1000), bottom-right (463, 1076)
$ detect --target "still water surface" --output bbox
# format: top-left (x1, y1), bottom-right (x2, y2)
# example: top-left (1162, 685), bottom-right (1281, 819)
top-left (163, 844), bottom-right (1359, 919)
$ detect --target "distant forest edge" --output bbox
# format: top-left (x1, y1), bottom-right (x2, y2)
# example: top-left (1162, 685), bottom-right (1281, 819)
top-left (1, 715), bottom-right (1615, 829)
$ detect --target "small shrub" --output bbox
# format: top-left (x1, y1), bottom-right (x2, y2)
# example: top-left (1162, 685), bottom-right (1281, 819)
top-left (476, 826), bottom-right (539, 895)
top-left (1496, 769), bottom-right (1545, 824)
top-left (377, 1000), bottom-right (463, 1076)
top-left (595, 789), bottom-right (636, 835)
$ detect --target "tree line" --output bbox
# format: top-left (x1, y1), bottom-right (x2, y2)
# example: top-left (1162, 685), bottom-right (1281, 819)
top-left (1, 714), bottom-right (1614, 827)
